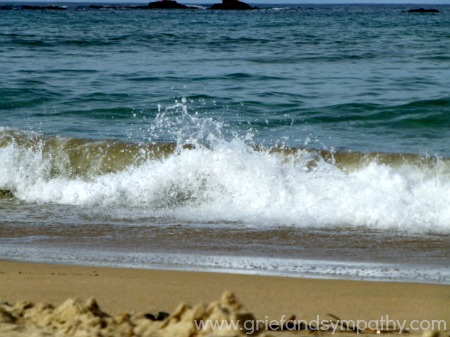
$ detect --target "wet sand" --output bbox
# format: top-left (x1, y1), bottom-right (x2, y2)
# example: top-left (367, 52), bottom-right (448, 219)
top-left (0, 260), bottom-right (449, 336)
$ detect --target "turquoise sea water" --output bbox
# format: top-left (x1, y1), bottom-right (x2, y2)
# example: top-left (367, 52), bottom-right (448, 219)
top-left (0, 4), bottom-right (449, 283)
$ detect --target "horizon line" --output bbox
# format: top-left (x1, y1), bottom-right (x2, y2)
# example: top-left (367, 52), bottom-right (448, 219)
top-left (2, 0), bottom-right (449, 4)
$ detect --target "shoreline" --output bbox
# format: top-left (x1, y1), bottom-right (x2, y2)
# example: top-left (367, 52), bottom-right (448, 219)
top-left (1, 245), bottom-right (449, 285)
top-left (1, 260), bottom-right (449, 324)
top-left (0, 252), bottom-right (450, 286)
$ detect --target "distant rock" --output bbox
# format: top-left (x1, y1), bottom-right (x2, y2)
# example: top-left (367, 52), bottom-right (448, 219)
top-left (407, 8), bottom-right (439, 13)
top-left (147, 0), bottom-right (189, 9)
top-left (0, 5), bottom-right (14, 10)
top-left (210, 0), bottom-right (256, 10)
top-left (20, 5), bottom-right (67, 10)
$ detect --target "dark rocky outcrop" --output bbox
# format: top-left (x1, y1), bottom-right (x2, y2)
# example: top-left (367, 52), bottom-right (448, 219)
top-left (147, 0), bottom-right (188, 9)
top-left (407, 8), bottom-right (439, 13)
top-left (210, 0), bottom-right (256, 10)
top-left (0, 5), bottom-right (14, 10)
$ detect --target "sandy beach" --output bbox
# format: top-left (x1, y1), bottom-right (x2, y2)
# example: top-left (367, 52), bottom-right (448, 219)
top-left (0, 260), bottom-right (448, 336)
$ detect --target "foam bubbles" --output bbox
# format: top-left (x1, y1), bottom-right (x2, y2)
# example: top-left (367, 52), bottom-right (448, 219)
top-left (1, 130), bottom-right (449, 234)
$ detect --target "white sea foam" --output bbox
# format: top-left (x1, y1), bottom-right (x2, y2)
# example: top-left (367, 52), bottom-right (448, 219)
top-left (1, 103), bottom-right (450, 233)
top-left (1, 128), bottom-right (449, 234)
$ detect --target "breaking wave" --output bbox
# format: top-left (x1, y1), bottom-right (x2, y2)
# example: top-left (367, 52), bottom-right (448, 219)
top-left (1, 108), bottom-right (449, 234)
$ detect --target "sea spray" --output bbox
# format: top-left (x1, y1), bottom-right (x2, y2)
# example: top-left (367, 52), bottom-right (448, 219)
top-left (1, 119), bottom-right (449, 234)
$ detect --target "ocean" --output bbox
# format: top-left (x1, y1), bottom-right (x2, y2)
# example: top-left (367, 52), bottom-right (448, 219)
top-left (0, 3), bottom-right (449, 284)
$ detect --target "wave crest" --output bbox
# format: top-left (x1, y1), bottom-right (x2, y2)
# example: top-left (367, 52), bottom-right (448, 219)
top-left (1, 128), bottom-right (449, 233)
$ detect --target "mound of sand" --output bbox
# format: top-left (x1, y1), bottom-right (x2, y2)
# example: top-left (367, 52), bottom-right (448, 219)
top-left (0, 292), bottom-right (264, 337)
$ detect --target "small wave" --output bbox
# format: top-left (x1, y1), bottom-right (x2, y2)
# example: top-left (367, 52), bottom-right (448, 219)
top-left (187, 5), bottom-right (207, 10)
top-left (304, 98), bottom-right (450, 128)
top-left (0, 88), bottom-right (62, 110)
top-left (271, 7), bottom-right (289, 11)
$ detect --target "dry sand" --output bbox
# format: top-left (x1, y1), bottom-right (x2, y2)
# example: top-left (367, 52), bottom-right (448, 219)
top-left (0, 260), bottom-right (449, 337)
